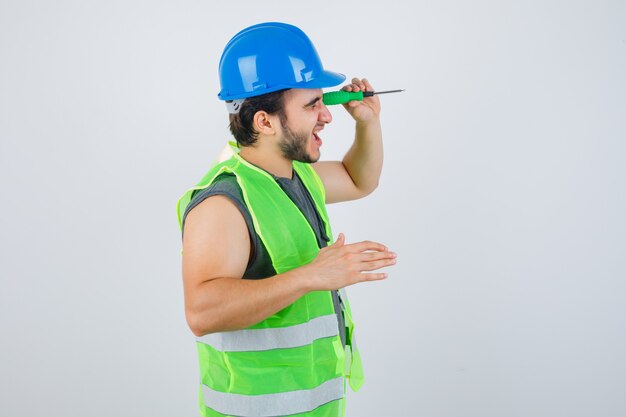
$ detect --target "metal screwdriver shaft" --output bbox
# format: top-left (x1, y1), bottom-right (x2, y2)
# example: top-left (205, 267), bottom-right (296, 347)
top-left (322, 89), bottom-right (405, 106)
top-left (365, 89), bottom-right (405, 96)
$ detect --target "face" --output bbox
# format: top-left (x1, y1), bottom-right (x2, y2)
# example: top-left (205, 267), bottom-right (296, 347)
top-left (277, 88), bottom-right (332, 163)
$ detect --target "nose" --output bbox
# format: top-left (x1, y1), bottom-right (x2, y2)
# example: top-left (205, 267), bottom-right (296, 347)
top-left (319, 103), bottom-right (332, 124)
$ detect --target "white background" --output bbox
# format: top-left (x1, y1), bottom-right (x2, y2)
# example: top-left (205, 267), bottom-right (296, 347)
top-left (1, 1), bottom-right (625, 416)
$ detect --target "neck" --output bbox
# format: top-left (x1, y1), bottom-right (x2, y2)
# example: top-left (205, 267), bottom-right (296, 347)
top-left (238, 144), bottom-right (293, 179)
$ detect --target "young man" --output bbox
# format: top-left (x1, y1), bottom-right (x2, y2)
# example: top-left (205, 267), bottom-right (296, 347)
top-left (177, 22), bottom-right (397, 417)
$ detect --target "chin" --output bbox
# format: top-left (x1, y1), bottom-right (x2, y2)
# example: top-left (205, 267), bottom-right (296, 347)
top-left (308, 149), bottom-right (321, 163)
top-left (295, 151), bottom-right (320, 164)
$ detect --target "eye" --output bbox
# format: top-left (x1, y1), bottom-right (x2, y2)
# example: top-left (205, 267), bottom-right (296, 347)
top-left (305, 99), bottom-right (322, 110)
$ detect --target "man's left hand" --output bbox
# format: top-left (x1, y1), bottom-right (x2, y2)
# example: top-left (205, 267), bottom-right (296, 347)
top-left (341, 77), bottom-right (381, 123)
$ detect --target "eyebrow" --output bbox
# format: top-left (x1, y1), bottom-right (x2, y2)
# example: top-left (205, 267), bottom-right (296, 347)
top-left (304, 96), bottom-right (322, 108)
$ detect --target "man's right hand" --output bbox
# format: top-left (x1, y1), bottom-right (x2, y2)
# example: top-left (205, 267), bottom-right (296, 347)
top-left (298, 233), bottom-right (397, 291)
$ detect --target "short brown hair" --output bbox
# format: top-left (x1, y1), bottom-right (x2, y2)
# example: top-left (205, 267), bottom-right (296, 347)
top-left (228, 89), bottom-right (289, 146)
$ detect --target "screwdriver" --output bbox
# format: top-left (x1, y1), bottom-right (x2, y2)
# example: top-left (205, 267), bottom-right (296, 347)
top-left (322, 89), bottom-right (405, 106)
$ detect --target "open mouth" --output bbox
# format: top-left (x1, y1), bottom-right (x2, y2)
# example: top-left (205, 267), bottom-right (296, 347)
top-left (313, 132), bottom-right (322, 147)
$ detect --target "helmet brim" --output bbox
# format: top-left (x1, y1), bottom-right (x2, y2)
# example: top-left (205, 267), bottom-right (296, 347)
top-left (299, 70), bottom-right (346, 89)
top-left (219, 70), bottom-right (346, 101)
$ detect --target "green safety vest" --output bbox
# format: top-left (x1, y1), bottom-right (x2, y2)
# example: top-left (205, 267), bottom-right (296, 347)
top-left (177, 149), bottom-right (364, 417)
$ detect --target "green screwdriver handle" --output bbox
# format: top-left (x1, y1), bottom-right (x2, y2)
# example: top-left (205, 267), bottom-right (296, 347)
top-left (322, 91), bottom-right (364, 105)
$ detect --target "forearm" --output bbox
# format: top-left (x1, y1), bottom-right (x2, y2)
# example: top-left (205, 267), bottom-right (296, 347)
top-left (186, 268), bottom-right (311, 336)
top-left (342, 118), bottom-right (383, 195)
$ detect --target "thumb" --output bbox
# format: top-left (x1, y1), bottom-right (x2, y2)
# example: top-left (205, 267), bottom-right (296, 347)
top-left (331, 233), bottom-right (345, 247)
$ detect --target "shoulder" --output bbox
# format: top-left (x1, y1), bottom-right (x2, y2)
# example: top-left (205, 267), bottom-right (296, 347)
top-left (182, 193), bottom-right (250, 279)
top-left (184, 192), bottom-right (244, 233)
top-left (183, 172), bottom-right (248, 239)
top-left (194, 172), bottom-right (240, 198)
top-left (183, 173), bottom-right (244, 227)
top-left (183, 173), bottom-right (245, 235)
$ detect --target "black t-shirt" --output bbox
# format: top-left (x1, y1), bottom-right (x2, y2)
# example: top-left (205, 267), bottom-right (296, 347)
top-left (182, 167), bottom-right (346, 346)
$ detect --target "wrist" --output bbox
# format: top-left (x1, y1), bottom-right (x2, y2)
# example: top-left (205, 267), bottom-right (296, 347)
top-left (284, 265), bottom-right (315, 294)
top-left (355, 117), bottom-right (381, 130)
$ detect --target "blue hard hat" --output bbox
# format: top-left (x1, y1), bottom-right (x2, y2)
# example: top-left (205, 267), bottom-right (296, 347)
top-left (217, 22), bottom-right (345, 101)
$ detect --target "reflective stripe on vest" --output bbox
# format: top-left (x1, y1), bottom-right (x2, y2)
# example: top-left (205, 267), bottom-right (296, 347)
top-left (197, 313), bottom-right (339, 352)
top-left (202, 376), bottom-right (344, 417)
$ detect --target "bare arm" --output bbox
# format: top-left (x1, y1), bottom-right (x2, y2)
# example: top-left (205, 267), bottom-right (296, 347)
top-left (313, 78), bottom-right (383, 204)
top-left (182, 195), bottom-right (396, 337)
top-left (182, 195), bottom-right (310, 336)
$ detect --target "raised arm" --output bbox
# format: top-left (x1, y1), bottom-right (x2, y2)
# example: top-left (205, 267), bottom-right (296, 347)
top-left (312, 78), bottom-right (383, 204)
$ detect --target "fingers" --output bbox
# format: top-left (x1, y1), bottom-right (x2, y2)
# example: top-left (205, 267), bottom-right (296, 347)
top-left (344, 240), bottom-right (388, 253)
top-left (341, 79), bottom-right (360, 92)
top-left (357, 272), bottom-right (388, 282)
top-left (358, 257), bottom-right (397, 272)
top-left (358, 250), bottom-right (397, 262)
top-left (352, 77), bottom-right (366, 92)
top-left (341, 77), bottom-right (372, 93)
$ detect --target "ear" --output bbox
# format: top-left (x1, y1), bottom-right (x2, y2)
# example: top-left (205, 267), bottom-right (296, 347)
top-left (253, 111), bottom-right (278, 136)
